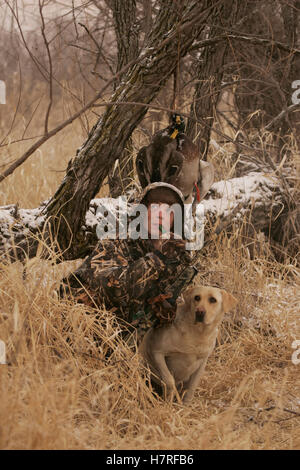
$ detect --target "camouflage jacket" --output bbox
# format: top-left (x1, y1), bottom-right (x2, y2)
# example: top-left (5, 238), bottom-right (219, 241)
top-left (61, 236), bottom-right (195, 340)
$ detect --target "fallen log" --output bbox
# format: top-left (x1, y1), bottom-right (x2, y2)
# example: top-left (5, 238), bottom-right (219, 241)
top-left (202, 171), bottom-right (284, 232)
top-left (0, 171), bottom-right (285, 262)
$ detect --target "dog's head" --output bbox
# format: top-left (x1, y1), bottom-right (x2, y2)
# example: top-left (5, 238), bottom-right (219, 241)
top-left (182, 286), bottom-right (237, 326)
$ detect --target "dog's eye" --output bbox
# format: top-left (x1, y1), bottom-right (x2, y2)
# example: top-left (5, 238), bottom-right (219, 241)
top-left (194, 295), bottom-right (201, 301)
top-left (209, 297), bottom-right (217, 303)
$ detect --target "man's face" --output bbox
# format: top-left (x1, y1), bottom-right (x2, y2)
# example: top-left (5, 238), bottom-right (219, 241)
top-left (147, 203), bottom-right (175, 238)
top-left (142, 188), bottom-right (180, 239)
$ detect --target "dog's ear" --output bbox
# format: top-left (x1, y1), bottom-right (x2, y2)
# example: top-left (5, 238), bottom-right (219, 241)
top-left (221, 290), bottom-right (238, 313)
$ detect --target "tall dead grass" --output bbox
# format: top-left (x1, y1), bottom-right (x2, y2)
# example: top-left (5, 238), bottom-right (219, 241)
top-left (0, 242), bottom-right (299, 450)
top-left (0, 80), bottom-right (299, 450)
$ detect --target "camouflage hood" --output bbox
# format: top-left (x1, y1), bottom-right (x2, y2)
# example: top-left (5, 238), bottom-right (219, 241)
top-left (132, 182), bottom-right (186, 240)
top-left (135, 182), bottom-right (185, 207)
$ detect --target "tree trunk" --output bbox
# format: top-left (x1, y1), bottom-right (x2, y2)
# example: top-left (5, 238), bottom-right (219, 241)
top-left (108, 0), bottom-right (139, 198)
top-left (186, 0), bottom-right (242, 159)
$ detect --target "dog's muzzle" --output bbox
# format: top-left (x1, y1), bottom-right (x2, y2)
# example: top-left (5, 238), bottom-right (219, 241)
top-left (195, 309), bottom-right (205, 323)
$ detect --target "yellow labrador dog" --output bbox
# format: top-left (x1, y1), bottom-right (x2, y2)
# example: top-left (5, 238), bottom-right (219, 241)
top-left (140, 286), bottom-right (237, 404)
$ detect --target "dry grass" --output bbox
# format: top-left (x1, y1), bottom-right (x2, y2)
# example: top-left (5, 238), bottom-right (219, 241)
top-left (0, 245), bottom-right (299, 450)
top-left (0, 82), bottom-right (299, 450)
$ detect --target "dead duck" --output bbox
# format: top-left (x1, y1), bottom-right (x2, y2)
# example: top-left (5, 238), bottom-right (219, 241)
top-left (136, 114), bottom-right (214, 204)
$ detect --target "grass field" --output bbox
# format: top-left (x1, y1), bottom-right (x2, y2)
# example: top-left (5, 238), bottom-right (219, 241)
top-left (0, 82), bottom-right (299, 450)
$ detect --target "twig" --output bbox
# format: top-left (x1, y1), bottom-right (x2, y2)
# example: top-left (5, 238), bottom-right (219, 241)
top-left (0, 59), bottom-right (22, 147)
top-left (5, 0), bottom-right (95, 120)
top-left (72, 0), bottom-right (79, 39)
top-left (21, 95), bottom-right (44, 140)
top-left (259, 405), bottom-right (300, 416)
top-left (68, 43), bottom-right (98, 55)
top-left (5, 1), bottom-right (49, 82)
top-left (263, 103), bottom-right (299, 133)
top-left (192, 33), bottom-right (300, 55)
top-left (39, 0), bottom-right (53, 135)
top-left (79, 22), bottom-right (115, 76)
top-left (0, 135), bottom-right (44, 149)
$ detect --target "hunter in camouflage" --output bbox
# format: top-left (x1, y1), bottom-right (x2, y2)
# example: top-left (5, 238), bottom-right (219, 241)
top-left (60, 182), bottom-right (197, 342)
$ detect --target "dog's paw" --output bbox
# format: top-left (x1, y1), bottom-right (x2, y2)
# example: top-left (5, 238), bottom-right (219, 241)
top-left (182, 390), bottom-right (194, 405)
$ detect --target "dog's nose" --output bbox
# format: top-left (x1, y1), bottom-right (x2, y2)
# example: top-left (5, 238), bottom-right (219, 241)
top-left (195, 309), bottom-right (205, 323)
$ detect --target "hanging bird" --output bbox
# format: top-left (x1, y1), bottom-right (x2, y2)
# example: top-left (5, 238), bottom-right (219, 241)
top-left (136, 114), bottom-right (214, 203)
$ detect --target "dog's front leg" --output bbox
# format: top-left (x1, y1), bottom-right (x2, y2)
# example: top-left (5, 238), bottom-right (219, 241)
top-left (152, 352), bottom-right (181, 403)
top-left (182, 358), bottom-right (208, 404)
